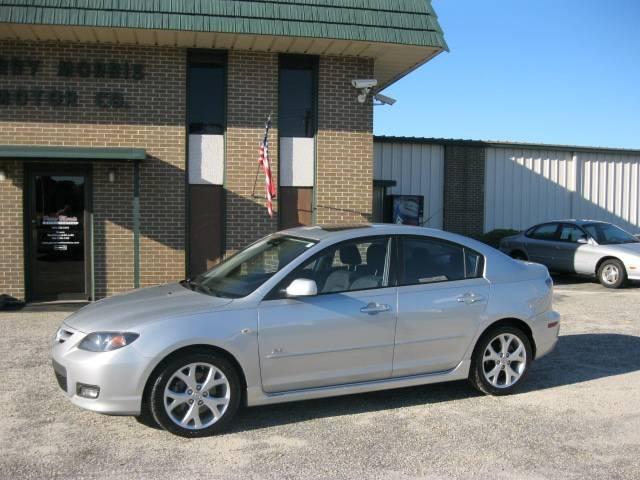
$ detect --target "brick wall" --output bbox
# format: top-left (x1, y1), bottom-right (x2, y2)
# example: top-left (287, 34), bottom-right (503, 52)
top-left (443, 144), bottom-right (486, 237)
top-left (316, 56), bottom-right (374, 224)
top-left (0, 41), bottom-right (186, 300)
top-left (224, 50), bottom-right (279, 253)
top-left (0, 160), bottom-right (24, 301)
top-left (0, 41), bottom-right (377, 300)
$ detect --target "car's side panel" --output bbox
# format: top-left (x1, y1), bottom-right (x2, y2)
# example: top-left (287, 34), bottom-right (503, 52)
top-left (257, 287), bottom-right (397, 393)
top-left (573, 245), bottom-right (605, 275)
top-left (132, 307), bottom-right (262, 405)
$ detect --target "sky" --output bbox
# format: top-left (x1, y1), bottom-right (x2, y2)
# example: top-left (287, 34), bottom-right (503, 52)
top-left (374, 0), bottom-right (640, 149)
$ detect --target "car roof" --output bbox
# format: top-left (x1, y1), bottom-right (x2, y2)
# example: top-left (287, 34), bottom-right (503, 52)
top-left (278, 224), bottom-right (492, 251)
top-left (534, 219), bottom-right (610, 226)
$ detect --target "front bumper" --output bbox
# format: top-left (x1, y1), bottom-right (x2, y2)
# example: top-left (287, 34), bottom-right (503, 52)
top-left (532, 310), bottom-right (560, 359)
top-left (51, 324), bottom-right (147, 415)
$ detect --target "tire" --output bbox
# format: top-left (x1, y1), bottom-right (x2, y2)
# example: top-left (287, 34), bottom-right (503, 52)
top-left (469, 326), bottom-right (533, 396)
top-left (149, 351), bottom-right (241, 437)
top-left (597, 259), bottom-right (626, 289)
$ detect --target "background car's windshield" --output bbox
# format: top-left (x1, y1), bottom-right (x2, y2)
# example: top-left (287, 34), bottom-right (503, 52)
top-left (192, 235), bottom-right (316, 298)
top-left (583, 223), bottom-right (638, 245)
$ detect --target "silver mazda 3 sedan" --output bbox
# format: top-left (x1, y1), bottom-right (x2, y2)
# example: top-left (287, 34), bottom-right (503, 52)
top-left (52, 224), bottom-right (560, 437)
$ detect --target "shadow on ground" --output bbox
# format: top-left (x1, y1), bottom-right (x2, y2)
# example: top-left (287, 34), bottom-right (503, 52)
top-left (215, 333), bottom-right (640, 433)
top-left (551, 273), bottom-right (640, 288)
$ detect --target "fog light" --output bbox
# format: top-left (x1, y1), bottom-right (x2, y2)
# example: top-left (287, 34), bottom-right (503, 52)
top-left (76, 383), bottom-right (100, 399)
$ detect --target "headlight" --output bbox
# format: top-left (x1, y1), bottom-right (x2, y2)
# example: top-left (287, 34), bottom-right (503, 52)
top-left (78, 332), bottom-right (139, 352)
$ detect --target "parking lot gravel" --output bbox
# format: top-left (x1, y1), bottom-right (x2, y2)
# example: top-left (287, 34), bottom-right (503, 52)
top-left (1, 275), bottom-right (639, 480)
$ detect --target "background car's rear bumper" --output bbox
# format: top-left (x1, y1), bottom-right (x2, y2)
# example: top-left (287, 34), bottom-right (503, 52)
top-left (532, 310), bottom-right (560, 359)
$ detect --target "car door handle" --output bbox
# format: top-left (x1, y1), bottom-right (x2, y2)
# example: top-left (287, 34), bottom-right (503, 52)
top-left (457, 293), bottom-right (485, 304)
top-left (360, 302), bottom-right (391, 314)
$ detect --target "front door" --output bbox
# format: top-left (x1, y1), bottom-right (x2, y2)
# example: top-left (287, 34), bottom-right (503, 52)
top-left (26, 167), bottom-right (91, 302)
top-left (258, 235), bottom-right (396, 393)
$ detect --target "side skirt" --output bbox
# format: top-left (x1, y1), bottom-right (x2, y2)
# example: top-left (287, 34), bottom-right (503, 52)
top-left (245, 360), bottom-right (471, 407)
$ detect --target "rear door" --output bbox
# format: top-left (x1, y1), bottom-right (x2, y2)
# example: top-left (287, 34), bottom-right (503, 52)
top-left (523, 223), bottom-right (561, 267)
top-left (393, 235), bottom-right (490, 377)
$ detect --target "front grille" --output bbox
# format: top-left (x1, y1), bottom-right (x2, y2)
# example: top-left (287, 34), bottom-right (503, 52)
top-left (52, 360), bottom-right (68, 393)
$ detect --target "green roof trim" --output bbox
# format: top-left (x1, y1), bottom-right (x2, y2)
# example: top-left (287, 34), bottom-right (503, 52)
top-left (0, 0), bottom-right (447, 49)
top-left (0, 145), bottom-right (147, 161)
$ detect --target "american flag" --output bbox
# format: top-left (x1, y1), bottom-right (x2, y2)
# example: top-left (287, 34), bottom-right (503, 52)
top-left (259, 115), bottom-right (276, 217)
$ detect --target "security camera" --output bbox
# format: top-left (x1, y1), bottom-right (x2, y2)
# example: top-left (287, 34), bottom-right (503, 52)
top-left (373, 93), bottom-right (397, 106)
top-left (351, 79), bottom-right (378, 89)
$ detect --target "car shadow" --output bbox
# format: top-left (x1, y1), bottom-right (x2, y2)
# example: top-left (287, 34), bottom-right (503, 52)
top-left (551, 273), bottom-right (640, 288)
top-left (227, 333), bottom-right (640, 433)
top-left (550, 273), bottom-right (596, 286)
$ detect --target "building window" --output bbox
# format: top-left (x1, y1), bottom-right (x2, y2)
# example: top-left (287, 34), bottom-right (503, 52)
top-left (278, 55), bottom-right (318, 229)
top-left (279, 55), bottom-right (317, 138)
top-left (187, 50), bottom-right (226, 277)
top-left (188, 52), bottom-right (225, 135)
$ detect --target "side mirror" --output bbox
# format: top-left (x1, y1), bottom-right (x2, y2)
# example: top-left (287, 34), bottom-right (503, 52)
top-left (576, 237), bottom-right (588, 244)
top-left (285, 278), bottom-right (318, 298)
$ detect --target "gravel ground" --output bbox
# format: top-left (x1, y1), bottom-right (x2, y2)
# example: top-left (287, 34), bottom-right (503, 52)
top-left (1, 276), bottom-right (639, 480)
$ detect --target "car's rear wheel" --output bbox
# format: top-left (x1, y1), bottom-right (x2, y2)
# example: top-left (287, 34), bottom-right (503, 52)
top-left (149, 352), bottom-right (241, 437)
top-left (469, 326), bottom-right (532, 395)
top-left (597, 259), bottom-right (626, 289)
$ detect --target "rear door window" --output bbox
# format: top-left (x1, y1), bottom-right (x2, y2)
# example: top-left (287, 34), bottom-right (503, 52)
top-left (399, 236), bottom-right (484, 286)
top-left (527, 223), bottom-right (560, 241)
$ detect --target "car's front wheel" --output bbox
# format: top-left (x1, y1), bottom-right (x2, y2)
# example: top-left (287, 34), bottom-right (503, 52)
top-left (597, 259), bottom-right (626, 289)
top-left (149, 351), bottom-right (241, 437)
top-left (469, 326), bottom-right (532, 395)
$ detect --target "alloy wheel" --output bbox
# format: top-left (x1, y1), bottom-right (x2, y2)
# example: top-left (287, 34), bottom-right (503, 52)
top-left (601, 264), bottom-right (619, 285)
top-left (482, 333), bottom-right (527, 389)
top-left (163, 362), bottom-right (231, 430)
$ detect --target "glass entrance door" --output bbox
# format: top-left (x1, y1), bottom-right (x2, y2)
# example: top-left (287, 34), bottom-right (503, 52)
top-left (27, 168), bottom-right (90, 301)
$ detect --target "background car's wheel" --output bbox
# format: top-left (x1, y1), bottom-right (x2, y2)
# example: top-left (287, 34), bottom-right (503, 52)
top-left (510, 251), bottom-right (527, 261)
top-left (469, 326), bottom-right (532, 396)
top-left (149, 351), bottom-right (241, 437)
top-left (597, 259), bottom-right (626, 289)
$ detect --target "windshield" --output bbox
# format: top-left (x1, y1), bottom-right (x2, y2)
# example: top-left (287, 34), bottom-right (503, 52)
top-left (583, 223), bottom-right (638, 245)
top-left (185, 235), bottom-right (317, 298)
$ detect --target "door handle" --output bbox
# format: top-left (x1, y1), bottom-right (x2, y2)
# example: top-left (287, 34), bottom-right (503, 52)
top-left (457, 293), bottom-right (485, 304)
top-left (360, 302), bottom-right (391, 314)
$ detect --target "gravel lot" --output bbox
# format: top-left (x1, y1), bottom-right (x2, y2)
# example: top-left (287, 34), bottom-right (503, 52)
top-left (1, 276), bottom-right (639, 480)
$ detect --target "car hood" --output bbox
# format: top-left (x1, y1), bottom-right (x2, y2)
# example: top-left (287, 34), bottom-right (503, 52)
top-left (63, 283), bottom-right (233, 333)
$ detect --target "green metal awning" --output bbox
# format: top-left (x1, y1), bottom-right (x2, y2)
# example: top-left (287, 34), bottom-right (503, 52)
top-left (0, 0), bottom-right (448, 88)
top-left (0, 145), bottom-right (146, 161)
top-left (0, 0), bottom-right (447, 49)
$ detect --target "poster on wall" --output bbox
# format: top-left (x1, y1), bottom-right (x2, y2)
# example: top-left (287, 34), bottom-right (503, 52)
top-left (392, 195), bottom-right (424, 226)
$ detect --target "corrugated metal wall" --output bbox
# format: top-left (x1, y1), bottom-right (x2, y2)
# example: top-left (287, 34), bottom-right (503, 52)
top-left (485, 147), bottom-right (640, 233)
top-left (575, 152), bottom-right (640, 232)
top-left (484, 147), bottom-right (576, 231)
top-left (373, 141), bottom-right (444, 228)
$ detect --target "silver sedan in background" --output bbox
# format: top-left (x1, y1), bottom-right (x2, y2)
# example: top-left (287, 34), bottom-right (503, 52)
top-left (52, 224), bottom-right (559, 437)
top-left (500, 220), bottom-right (640, 288)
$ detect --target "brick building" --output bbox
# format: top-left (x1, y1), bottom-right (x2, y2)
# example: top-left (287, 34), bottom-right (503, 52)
top-left (0, 1), bottom-right (447, 303)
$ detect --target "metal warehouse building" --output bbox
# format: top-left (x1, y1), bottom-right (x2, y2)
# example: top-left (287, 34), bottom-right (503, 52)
top-left (374, 137), bottom-right (640, 237)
